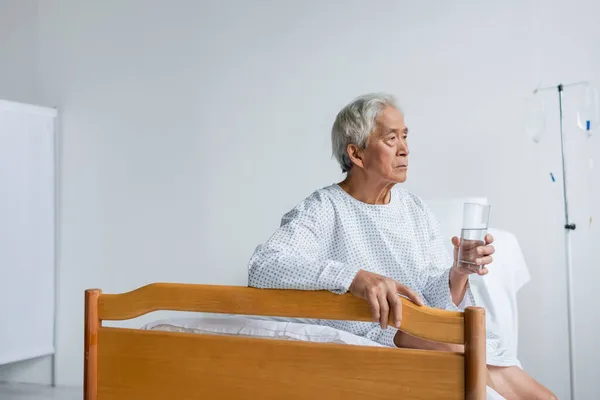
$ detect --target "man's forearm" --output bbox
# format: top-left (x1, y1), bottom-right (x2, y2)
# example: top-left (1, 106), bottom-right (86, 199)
top-left (449, 267), bottom-right (469, 306)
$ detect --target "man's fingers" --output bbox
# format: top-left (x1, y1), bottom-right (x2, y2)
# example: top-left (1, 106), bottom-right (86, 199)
top-left (477, 267), bottom-right (489, 275)
top-left (485, 234), bottom-right (494, 245)
top-left (367, 290), bottom-right (380, 323)
top-left (475, 255), bottom-right (493, 266)
top-left (452, 236), bottom-right (461, 247)
top-left (378, 292), bottom-right (389, 329)
top-left (478, 245), bottom-right (495, 256)
top-left (387, 290), bottom-right (402, 328)
top-left (396, 283), bottom-right (423, 306)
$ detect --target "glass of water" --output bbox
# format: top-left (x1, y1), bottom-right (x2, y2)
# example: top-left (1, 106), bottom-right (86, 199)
top-left (457, 202), bottom-right (491, 272)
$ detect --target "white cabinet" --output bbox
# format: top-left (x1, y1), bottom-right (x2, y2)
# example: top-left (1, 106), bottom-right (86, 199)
top-left (0, 100), bottom-right (56, 365)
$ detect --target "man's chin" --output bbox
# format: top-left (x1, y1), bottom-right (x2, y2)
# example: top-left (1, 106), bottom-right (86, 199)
top-left (392, 171), bottom-right (407, 183)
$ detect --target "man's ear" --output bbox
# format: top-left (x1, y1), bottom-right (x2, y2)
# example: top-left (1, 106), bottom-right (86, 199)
top-left (346, 144), bottom-right (365, 169)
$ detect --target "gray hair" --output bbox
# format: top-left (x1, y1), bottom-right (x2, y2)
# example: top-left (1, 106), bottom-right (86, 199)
top-left (331, 93), bottom-right (398, 173)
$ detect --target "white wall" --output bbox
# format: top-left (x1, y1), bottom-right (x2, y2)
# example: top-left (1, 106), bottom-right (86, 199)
top-left (1, 0), bottom-right (599, 397)
top-left (517, 1), bottom-right (600, 398)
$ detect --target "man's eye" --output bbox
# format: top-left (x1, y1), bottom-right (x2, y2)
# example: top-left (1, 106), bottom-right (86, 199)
top-left (388, 136), bottom-right (396, 141)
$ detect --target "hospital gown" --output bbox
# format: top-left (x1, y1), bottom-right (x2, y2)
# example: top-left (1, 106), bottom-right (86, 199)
top-left (248, 184), bottom-right (516, 366)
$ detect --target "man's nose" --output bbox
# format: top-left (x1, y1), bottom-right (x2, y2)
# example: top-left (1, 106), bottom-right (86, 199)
top-left (397, 140), bottom-right (409, 157)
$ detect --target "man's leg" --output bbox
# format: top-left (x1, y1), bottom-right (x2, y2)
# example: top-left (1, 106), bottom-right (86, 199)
top-left (393, 330), bottom-right (464, 352)
top-left (487, 366), bottom-right (557, 400)
top-left (394, 331), bottom-right (557, 399)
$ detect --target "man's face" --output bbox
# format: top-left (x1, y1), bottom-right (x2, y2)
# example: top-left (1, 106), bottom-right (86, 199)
top-left (360, 106), bottom-right (409, 183)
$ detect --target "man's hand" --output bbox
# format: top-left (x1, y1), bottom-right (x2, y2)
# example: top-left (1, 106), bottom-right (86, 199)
top-left (451, 233), bottom-right (495, 276)
top-left (349, 270), bottom-right (423, 329)
top-left (448, 234), bottom-right (495, 305)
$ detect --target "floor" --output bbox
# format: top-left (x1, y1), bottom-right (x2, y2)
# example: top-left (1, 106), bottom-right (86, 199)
top-left (0, 383), bottom-right (81, 400)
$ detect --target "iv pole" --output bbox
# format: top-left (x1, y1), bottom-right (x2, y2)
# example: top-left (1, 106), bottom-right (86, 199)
top-left (534, 80), bottom-right (589, 400)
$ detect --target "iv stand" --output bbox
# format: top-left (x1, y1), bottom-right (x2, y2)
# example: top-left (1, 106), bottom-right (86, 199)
top-left (535, 81), bottom-right (588, 400)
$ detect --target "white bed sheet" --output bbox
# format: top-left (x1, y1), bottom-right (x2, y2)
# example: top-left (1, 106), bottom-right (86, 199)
top-left (142, 315), bottom-right (384, 347)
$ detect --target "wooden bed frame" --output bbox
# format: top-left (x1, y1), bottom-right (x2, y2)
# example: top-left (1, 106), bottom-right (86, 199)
top-left (84, 283), bottom-right (486, 399)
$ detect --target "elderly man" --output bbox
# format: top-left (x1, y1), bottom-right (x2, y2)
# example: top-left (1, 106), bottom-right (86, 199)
top-left (248, 93), bottom-right (555, 399)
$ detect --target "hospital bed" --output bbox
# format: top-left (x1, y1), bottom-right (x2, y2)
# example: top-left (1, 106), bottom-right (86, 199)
top-left (84, 283), bottom-right (487, 399)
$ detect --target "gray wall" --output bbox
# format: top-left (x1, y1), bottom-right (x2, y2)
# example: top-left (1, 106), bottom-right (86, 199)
top-left (0, 0), bottom-right (38, 103)
top-left (1, 1), bottom-right (599, 398)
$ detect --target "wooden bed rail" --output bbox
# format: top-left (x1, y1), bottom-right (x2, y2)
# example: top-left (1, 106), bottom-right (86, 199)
top-left (85, 284), bottom-right (487, 400)
top-left (94, 283), bottom-right (465, 344)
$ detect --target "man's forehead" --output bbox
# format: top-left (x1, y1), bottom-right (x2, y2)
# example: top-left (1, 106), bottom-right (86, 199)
top-left (376, 106), bottom-right (406, 129)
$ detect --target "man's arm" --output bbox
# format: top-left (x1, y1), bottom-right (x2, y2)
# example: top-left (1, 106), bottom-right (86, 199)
top-left (248, 201), bottom-right (360, 293)
top-left (449, 267), bottom-right (469, 306)
top-left (417, 200), bottom-right (473, 309)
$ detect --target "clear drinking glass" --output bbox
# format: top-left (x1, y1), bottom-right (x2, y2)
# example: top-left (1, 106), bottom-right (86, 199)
top-left (457, 203), bottom-right (491, 272)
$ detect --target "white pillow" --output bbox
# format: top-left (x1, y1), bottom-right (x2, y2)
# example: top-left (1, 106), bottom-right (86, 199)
top-left (141, 315), bottom-right (384, 347)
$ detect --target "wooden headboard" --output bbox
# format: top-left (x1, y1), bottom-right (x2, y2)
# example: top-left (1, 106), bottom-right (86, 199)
top-left (85, 283), bottom-right (486, 399)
